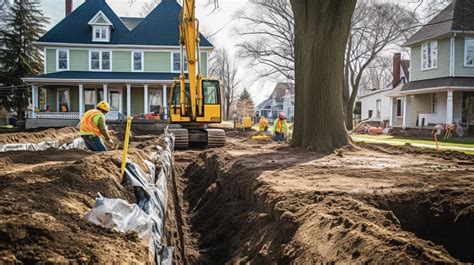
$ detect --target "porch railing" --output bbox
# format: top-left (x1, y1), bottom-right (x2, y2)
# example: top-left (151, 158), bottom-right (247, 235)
top-left (34, 112), bottom-right (81, 119)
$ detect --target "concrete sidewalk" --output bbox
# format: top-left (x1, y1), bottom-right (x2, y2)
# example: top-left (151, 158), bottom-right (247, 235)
top-left (351, 136), bottom-right (474, 152)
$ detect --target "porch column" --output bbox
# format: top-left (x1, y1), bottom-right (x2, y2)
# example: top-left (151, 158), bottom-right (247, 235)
top-left (144, 84), bottom-right (149, 113)
top-left (79, 84), bottom-right (84, 117)
top-left (389, 97), bottom-right (397, 127)
top-left (402, 96), bottom-right (411, 129)
top-left (446, 90), bottom-right (454, 124)
top-left (126, 84), bottom-right (131, 116)
top-left (103, 84), bottom-right (108, 102)
top-left (31, 85), bottom-right (38, 118)
top-left (163, 84), bottom-right (168, 119)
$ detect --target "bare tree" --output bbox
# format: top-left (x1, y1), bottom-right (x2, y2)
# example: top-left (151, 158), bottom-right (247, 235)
top-left (358, 56), bottom-right (393, 95)
top-left (343, 0), bottom-right (416, 130)
top-left (139, 0), bottom-right (160, 16)
top-left (208, 48), bottom-right (240, 120)
top-left (236, 0), bottom-right (294, 80)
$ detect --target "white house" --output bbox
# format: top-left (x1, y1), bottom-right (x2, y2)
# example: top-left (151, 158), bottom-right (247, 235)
top-left (358, 53), bottom-right (410, 126)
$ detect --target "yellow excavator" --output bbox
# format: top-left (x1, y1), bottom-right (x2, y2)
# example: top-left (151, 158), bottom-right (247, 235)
top-left (168, 0), bottom-right (225, 149)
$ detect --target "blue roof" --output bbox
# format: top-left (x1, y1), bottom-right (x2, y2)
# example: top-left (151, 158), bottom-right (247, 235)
top-left (25, 71), bottom-right (184, 81)
top-left (37, 0), bottom-right (213, 47)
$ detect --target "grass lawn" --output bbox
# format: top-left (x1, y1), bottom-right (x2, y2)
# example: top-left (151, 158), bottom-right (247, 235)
top-left (351, 133), bottom-right (474, 155)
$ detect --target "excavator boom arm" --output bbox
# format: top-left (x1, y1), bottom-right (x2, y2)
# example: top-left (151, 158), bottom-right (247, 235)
top-left (179, 0), bottom-right (203, 120)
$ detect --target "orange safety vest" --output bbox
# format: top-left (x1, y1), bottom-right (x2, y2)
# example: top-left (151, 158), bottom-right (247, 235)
top-left (80, 109), bottom-right (104, 137)
top-left (276, 119), bottom-right (283, 133)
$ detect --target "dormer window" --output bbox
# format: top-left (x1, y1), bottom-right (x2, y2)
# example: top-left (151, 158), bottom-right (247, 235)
top-left (88, 11), bottom-right (113, 43)
top-left (93, 26), bottom-right (109, 42)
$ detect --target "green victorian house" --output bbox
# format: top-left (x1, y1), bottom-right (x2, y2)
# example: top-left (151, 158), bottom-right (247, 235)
top-left (23, 0), bottom-right (212, 128)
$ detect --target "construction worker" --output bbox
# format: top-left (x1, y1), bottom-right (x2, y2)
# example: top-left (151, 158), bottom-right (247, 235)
top-left (80, 101), bottom-right (114, 152)
top-left (258, 115), bottom-right (269, 132)
top-left (272, 112), bottom-right (288, 142)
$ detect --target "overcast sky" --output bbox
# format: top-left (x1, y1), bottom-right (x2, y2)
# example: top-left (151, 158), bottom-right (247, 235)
top-left (38, 0), bottom-right (278, 105)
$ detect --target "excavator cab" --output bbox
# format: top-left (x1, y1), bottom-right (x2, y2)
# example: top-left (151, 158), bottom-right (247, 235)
top-left (169, 79), bottom-right (222, 124)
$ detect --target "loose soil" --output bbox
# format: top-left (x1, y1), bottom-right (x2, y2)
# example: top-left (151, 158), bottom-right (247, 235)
top-left (0, 129), bottom-right (159, 263)
top-left (0, 127), bottom-right (80, 145)
top-left (166, 133), bottom-right (474, 264)
top-left (1, 128), bottom-right (473, 263)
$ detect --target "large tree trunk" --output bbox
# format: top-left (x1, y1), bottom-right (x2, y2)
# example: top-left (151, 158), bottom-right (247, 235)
top-left (290, 0), bottom-right (356, 152)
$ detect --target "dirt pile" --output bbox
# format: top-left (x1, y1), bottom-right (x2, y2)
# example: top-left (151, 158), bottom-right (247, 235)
top-left (168, 136), bottom-right (473, 263)
top-left (0, 127), bottom-right (79, 145)
top-left (0, 148), bottom-right (152, 263)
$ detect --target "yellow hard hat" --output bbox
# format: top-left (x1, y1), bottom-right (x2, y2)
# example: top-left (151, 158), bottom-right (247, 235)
top-left (97, 101), bottom-right (110, 112)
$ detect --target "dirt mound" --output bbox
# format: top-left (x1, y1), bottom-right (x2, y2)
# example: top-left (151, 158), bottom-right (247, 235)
top-left (168, 137), bottom-right (473, 263)
top-left (0, 149), bottom-right (151, 263)
top-left (0, 127), bottom-right (79, 145)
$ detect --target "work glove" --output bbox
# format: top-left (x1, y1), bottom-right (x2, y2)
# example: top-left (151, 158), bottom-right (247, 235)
top-left (108, 138), bottom-right (115, 148)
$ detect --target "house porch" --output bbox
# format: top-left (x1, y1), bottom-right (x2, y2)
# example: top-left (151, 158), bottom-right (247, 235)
top-left (26, 81), bottom-right (171, 128)
top-left (389, 89), bottom-right (474, 134)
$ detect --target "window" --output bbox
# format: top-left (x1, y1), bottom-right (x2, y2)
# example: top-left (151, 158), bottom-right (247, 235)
top-left (57, 88), bottom-right (70, 112)
top-left (57, 49), bottom-right (69, 71)
top-left (84, 89), bottom-right (97, 111)
top-left (396, 98), bottom-right (403, 117)
top-left (203, 80), bottom-right (219, 104)
top-left (109, 91), bottom-right (121, 111)
top-left (431, 93), bottom-right (438, 113)
top-left (92, 26), bottom-right (109, 42)
top-left (172, 52), bottom-right (187, 72)
top-left (90, 50), bottom-right (111, 71)
top-left (376, 99), bottom-right (381, 118)
top-left (421, 41), bottom-right (438, 70)
top-left (465, 38), bottom-right (474, 66)
top-left (132, 51), bottom-right (143, 72)
top-left (149, 88), bottom-right (162, 113)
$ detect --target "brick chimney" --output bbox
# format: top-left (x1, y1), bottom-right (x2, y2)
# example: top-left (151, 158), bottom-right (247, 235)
top-left (66, 0), bottom-right (73, 16)
top-left (392, 53), bottom-right (401, 88)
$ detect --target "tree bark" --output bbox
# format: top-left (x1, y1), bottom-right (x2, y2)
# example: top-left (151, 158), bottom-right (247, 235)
top-left (290, 0), bottom-right (356, 152)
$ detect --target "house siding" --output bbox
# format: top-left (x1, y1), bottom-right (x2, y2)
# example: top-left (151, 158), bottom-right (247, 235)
top-left (46, 87), bottom-right (56, 111)
top-left (200, 52), bottom-right (208, 77)
top-left (144, 51), bottom-right (170, 72)
top-left (454, 35), bottom-right (474, 77)
top-left (131, 87), bottom-right (144, 114)
top-left (70, 87), bottom-right (79, 112)
top-left (70, 50), bottom-right (88, 71)
top-left (112, 51), bottom-right (131, 72)
top-left (410, 38), bottom-right (450, 81)
top-left (46, 48), bottom-right (56, 74)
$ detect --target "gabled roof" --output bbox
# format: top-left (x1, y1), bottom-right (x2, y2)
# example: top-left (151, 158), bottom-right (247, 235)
top-left (404, 0), bottom-right (474, 47)
top-left (36, 0), bottom-right (213, 47)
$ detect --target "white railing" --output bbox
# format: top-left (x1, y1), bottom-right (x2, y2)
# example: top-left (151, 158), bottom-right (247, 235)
top-left (418, 113), bottom-right (444, 126)
top-left (35, 112), bottom-right (81, 119)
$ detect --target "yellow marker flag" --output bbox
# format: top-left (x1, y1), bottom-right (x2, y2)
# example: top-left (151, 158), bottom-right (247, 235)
top-left (121, 116), bottom-right (133, 177)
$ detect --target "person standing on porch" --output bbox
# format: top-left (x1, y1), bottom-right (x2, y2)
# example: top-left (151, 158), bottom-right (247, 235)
top-left (80, 101), bottom-right (114, 152)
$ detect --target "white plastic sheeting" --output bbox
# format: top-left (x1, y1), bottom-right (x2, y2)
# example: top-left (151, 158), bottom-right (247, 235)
top-left (0, 137), bottom-right (86, 152)
top-left (84, 131), bottom-right (175, 264)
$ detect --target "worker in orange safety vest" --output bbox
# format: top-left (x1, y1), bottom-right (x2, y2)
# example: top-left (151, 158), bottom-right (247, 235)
top-left (80, 101), bottom-right (114, 151)
top-left (258, 116), bottom-right (269, 132)
top-left (271, 112), bottom-right (288, 142)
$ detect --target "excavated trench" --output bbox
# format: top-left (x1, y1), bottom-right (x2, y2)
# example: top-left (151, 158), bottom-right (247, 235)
top-left (364, 192), bottom-right (474, 262)
top-left (166, 148), bottom-right (474, 264)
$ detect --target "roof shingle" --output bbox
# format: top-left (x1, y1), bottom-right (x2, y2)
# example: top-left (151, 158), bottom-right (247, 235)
top-left (403, 0), bottom-right (474, 47)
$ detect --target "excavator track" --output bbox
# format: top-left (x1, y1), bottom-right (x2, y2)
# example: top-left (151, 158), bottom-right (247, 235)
top-left (169, 128), bottom-right (189, 150)
top-left (168, 128), bottom-right (225, 149)
top-left (205, 129), bottom-right (226, 148)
